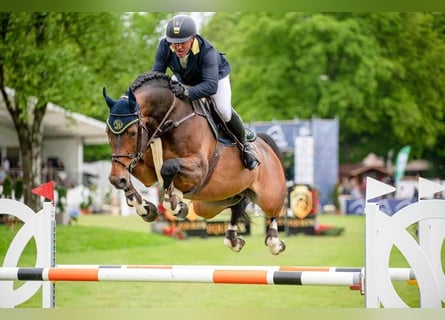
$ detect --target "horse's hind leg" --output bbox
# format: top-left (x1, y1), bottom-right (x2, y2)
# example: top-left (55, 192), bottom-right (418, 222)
top-left (265, 218), bottom-right (286, 255)
top-left (224, 197), bottom-right (249, 253)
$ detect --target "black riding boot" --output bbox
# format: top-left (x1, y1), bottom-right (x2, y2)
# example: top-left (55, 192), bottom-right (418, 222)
top-left (226, 112), bottom-right (260, 170)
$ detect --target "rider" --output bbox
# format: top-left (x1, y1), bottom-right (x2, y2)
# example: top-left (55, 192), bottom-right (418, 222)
top-left (151, 14), bottom-right (260, 170)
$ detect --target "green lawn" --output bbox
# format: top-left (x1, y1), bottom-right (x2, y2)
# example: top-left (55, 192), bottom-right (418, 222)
top-left (0, 213), bottom-right (432, 308)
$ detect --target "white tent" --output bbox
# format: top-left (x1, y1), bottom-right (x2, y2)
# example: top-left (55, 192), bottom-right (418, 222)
top-left (0, 88), bottom-right (108, 185)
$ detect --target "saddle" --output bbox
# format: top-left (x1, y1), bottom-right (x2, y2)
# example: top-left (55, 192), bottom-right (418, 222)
top-left (191, 98), bottom-right (256, 146)
top-left (153, 98), bottom-right (258, 197)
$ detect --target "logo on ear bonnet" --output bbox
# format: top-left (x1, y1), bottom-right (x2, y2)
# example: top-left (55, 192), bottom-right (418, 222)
top-left (112, 119), bottom-right (124, 132)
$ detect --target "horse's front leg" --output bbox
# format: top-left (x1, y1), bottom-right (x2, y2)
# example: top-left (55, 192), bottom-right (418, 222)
top-left (160, 158), bottom-right (188, 218)
top-left (124, 182), bottom-right (159, 222)
top-left (114, 162), bottom-right (160, 222)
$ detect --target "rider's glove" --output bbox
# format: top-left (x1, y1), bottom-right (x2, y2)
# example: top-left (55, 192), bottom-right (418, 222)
top-left (170, 80), bottom-right (189, 99)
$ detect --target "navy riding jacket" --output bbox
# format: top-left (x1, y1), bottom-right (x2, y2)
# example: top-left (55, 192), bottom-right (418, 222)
top-left (151, 34), bottom-right (231, 101)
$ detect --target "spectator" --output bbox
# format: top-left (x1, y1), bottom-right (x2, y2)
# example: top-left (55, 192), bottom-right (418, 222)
top-left (2, 157), bottom-right (10, 172)
top-left (350, 177), bottom-right (363, 199)
top-left (0, 165), bottom-right (6, 184)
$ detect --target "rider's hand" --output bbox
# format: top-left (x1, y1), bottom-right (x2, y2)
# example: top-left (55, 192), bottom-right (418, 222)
top-left (170, 80), bottom-right (189, 99)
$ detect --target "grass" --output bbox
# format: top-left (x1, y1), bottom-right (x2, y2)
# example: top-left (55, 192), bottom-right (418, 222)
top-left (0, 213), bottom-right (439, 308)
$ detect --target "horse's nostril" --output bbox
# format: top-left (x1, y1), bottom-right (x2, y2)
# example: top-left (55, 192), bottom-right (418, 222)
top-left (109, 175), bottom-right (128, 190)
top-left (119, 178), bottom-right (127, 187)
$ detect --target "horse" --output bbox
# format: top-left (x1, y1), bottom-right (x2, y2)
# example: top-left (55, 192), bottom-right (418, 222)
top-left (104, 71), bottom-right (287, 255)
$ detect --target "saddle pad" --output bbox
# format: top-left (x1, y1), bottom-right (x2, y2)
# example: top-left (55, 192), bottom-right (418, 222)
top-left (193, 99), bottom-right (256, 146)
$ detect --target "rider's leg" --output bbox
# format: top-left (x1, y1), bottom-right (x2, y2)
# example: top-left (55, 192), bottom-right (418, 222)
top-left (226, 111), bottom-right (260, 170)
top-left (212, 76), bottom-right (259, 170)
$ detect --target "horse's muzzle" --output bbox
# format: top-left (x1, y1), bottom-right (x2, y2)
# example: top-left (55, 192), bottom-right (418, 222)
top-left (109, 173), bottom-right (130, 190)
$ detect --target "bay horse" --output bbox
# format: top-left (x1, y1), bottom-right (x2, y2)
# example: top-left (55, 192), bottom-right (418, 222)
top-left (104, 71), bottom-right (287, 255)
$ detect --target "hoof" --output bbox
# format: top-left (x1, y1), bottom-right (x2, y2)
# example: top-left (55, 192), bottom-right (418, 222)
top-left (224, 230), bottom-right (245, 252)
top-left (265, 236), bottom-right (286, 255)
top-left (224, 237), bottom-right (245, 252)
top-left (140, 212), bottom-right (157, 222)
top-left (138, 201), bottom-right (158, 222)
top-left (277, 240), bottom-right (286, 253)
top-left (174, 201), bottom-right (189, 219)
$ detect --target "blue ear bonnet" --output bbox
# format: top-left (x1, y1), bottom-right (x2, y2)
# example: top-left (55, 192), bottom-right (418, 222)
top-left (106, 95), bottom-right (140, 134)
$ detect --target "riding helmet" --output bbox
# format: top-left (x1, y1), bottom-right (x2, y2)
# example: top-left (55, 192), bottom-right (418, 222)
top-left (166, 15), bottom-right (197, 43)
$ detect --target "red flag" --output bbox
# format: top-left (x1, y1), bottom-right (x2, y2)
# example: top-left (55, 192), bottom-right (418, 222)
top-left (32, 181), bottom-right (55, 202)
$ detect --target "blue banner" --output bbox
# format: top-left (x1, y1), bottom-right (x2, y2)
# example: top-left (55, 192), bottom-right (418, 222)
top-left (345, 197), bottom-right (416, 216)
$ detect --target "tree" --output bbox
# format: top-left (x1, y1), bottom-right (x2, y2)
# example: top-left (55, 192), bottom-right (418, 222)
top-left (354, 13), bottom-right (445, 160)
top-left (1, 12), bottom-right (62, 210)
top-left (0, 12), bottom-right (167, 210)
top-left (203, 12), bottom-right (445, 172)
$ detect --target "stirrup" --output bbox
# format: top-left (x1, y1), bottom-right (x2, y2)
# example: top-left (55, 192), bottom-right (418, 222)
top-left (241, 142), bottom-right (260, 170)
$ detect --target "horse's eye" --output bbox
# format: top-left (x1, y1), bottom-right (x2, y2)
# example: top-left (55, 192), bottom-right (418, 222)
top-left (129, 131), bottom-right (137, 138)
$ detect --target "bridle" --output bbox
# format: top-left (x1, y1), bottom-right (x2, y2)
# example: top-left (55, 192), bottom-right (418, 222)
top-left (108, 93), bottom-right (197, 174)
top-left (108, 107), bottom-right (151, 173)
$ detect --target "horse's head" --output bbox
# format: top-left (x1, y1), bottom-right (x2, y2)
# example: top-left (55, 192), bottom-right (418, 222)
top-left (104, 86), bottom-right (139, 135)
top-left (104, 87), bottom-right (149, 190)
top-left (104, 71), bottom-right (191, 191)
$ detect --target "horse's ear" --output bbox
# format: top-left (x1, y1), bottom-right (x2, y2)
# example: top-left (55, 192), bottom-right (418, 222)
top-left (103, 87), bottom-right (115, 109)
top-left (128, 87), bottom-right (137, 109)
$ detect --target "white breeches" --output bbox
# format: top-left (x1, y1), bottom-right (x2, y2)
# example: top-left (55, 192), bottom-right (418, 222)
top-left (173, 74), bottom-right (233, 122)
top-left (212, 75), bottom-right (233, 122)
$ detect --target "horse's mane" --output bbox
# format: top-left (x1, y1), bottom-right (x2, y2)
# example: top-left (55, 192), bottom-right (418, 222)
top-left (131, 71), bottom-right (171, 92)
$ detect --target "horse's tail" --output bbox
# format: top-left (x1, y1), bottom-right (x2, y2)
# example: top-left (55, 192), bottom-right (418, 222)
top-left (257, 132), bottom-right (283, 163)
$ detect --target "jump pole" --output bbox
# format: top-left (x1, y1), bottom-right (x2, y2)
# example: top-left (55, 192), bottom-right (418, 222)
top-left (0, 265), bottom-right (415, 288)
top-left (0, 266), bottom-right (363, 287)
